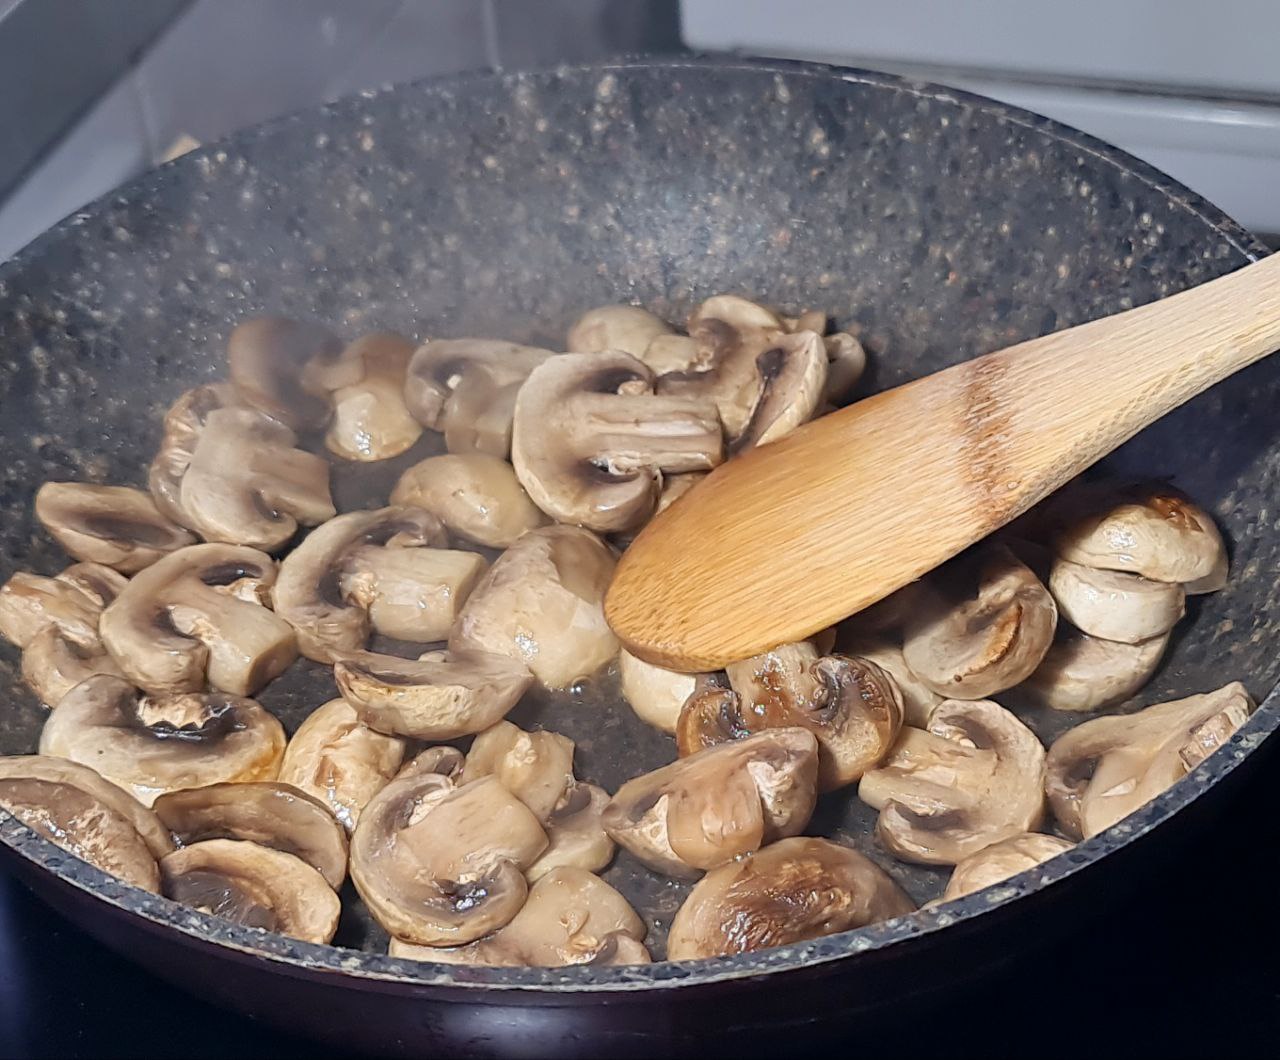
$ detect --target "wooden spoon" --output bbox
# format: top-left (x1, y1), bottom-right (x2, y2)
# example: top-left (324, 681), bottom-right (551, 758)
top-left (605, 252), bottom-right (1280, 671)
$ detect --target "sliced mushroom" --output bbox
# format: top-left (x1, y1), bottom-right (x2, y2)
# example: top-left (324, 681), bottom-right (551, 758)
top-left (782, 308), bottom-right (829, 335)
top-left (148, 383), bottom-right (248, 525)
top-left (161, 838), bottom-right (340, 943)
top-left (1045, 682), bottom-right (1253, 840)
top-left (902, 545), bottom-right (1058, 700)
top-left (822, 332), bottom-right (867, 404)
top-left (940, 832), bottom-right (1074, 902)
top-left (1021, 627), bottom-right (1170, 713)
top-left (389, 867), bottom-right (648, 967)
top-left (343, 544), bottom-right (485, 643)
top-left (39, 674), bottom-right (286, 805)
top-left (450, 525), bottom-right (618, 689)
top-left (277, 698), bottom-right (406, 831)
top-left (350, 765), bottom-right (547, 945)
top-left (226, 316), bottom-right (345, 430)
top-left (618, 648), bottom-right (703, 734)
top-left (99, 544), bottom-right (296, 695)
top-left (1048, 558), bottom-right (1185, 644)
top-left (640, 334), bottom-right (701, 375)
top-left (602, 728), bottom-right (819, 878)
top-left (1051, 481), bottom-right (1228, 589)
top-left (334, 649), bottom-right (532, 740)
top-left (526, 783), bottom-right (614, 881)
top-left (567, 304), bottom-right (674, 360)
top-left (175, 407), bottom-right (335, 550)
top-left (34, 483), bottom-right (194, 573)
top-left (324, 333), bottom-right (423, 461)
top-left (460, 721), bottom-right (575, 822)
top-left (512, 351), bottom-right (723, 532)
top-left (390, 454), bottom-right (548, 548)
top-left (836, 634), bottom-right (942, 728)
top-left (667, 837), bottom-right (915, 960)
top-left (677, 646), bottom-right (903, 791)
top-left (404, 338), bottom-right (554, 457)
top-left (153, 782), bottom-right (348, 889)
top-left (0, 563), bottom-right (128, 705)
top-left (859, 699), bottom-right (1046, 865)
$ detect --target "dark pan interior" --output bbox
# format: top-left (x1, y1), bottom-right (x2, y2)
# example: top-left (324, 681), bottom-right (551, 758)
top-left (0, 58), bottom-right (1276, 967)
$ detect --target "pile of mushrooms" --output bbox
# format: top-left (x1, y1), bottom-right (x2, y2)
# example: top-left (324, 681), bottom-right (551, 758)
top-left (0, 301), bottom-right (1252, 968)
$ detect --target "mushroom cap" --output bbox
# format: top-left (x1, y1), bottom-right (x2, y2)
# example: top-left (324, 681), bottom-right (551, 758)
top-left (822, 332), bottom-right (867, 404)
top-left (344, 545), bottom-right (486, 643)
top-left (404, 338), bottom-right (554, 433)
top-left (449, 524), bottom-right (619, 689)
top-left (350, 766), bottom-right (547, 946)
top-left (323, 333), bottom-right (423, 461)
top-left (334, 649), bottom-right (533, 740)
top-left (1048, 558), bottom-right (1185, 644)
top-left (147, 383), bottom-right (247, 525)
top-left (176, 406), bottom-right (335, 551)
top-left (940, 832), bottom-right (1074, 902)
top-left (153, 781), bottom-right (348, 889)
top-left (389, 867), bottom-right (648, 967)
top-left (512, 351), bottom-right (723, 533)
top-left (20, 624), bottom-right (126, 707)
top-left (677, 645), bottom-right (904, 791)
top-left (859, 699), bottom-right (1046, 865)
top-left (666, 837), bottom-right (915, 961)
top-left (618, 648), bottom-right (701, 734)
top-left (35, 483), bottom-right (195, 573)
top-left (526, 783), bottom-right (615, 881)
top-left (99, 543), bottom-right (297, 695)
top-left (1051, 481), bottom-right (1227, 586)
top-left (1045, 681), bottom-right (1253, 839)
top-left (640, 334), bottom-right (701, 375)
top-left (227, 316), bottom-right (344, 430)
top-left (390, 454), bottom-right (549, 548)
top-left (1021, 626), bottom-right (1170, 713)
top-left (277, 698), bottom-right (406, 831)
top-left (39, 675), bottom-right (286, 806)
top-left (161, 838), bottom-right (340, 943)
top-left (0, 754), bottom-right (174, 859)
top-left (272, 506), bottom-right (449, 662)
top-left (566, 305), bottom-right (674, 360)
top-left (902, 545), bottom-right (1058, 700)
top-left (602, 728), bottom-right (819, 878)
top-left (460, 721), bottom-right (575, 822)
top-left (836, 634), bottom-right (942, 728)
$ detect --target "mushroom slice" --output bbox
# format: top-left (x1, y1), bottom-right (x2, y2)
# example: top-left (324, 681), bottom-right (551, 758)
top-left (618, 648), bottom-right (705, 734)
top-left (389, 867), bottom-right (648, 967)
top-left (35, 483), bottom-right (194, 573)
top-left (161, 838), bottom-right (340, 944)
top-left (450, 525), bottom-right (618, 689)
top-left (177, 407), bottom-right (335, 551)
top-left (641, 334), bottom-right (700, 375)
top-left (859, 699), bottom-right (1046, 865)
top-left (334, 649), bottom-right (532, 740)
top-left (460, 721), bottom-right (575, 822)
top-left (350, 768), bottom-right (547, 945)
top-left (39, 674), bottom-right (286, 806)
top-left (153, 782), bottom-right (348, 889)
top-left (902, 545), bottom-right (1058, 700)
top-left (782, 308), bottom-right (829, 335)
top-left (822, 332), bottom-right (867, 404)
top-left (602, 728), bottom-right (819, 878)
top-left (342, 546), bottom-right (485, 644)
top-left (1048, 558), bottom-right (1185, 644)
top-left (666, 837), bottom-right (914, 960)
top-left (567, 304), bottom-right (674, 360)
top-left (320, 333), bottom-right (423, 460)
top-left (277, 698), bottom-right (405, 831)
top-left (678, 646), bottom-right (903, 791)
top-left (272, 506), bottom-right (450, 661)
top-left (725, 330), bottom-right (828, 453)
top-left (1045, 682), bottom-right (1253, 840)
top-left (1021, 627), bottom-right (1170, 713)
top-left (1051, 481), bottom-right (1228, 588)
top-left (147, 383), bottom-right (248, 525)
top-left (391, 453), bottom-right (548, 548)
top-left (404, 338), bottom-right (554, 454)
top-left (527, 783), bottom-right (614, 881)
top-left (100, 544), bottom-right (296, 695)
top-left (940, 832), bottom-right (1074, 902)
top-left (226, 316), bottom-right (345, 430)
top-left (512, 351), bottom-right (723, 533)
top-left (837, 634), bottom-right (942, 728)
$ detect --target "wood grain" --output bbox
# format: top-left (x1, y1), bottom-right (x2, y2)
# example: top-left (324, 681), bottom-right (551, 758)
top-left (606, 253), bottom-right (1280, 671)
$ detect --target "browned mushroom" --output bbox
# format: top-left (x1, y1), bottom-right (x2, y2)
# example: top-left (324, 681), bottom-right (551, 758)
top-left (602, 728), bottom-right (819, 877)
top-left (390, 454), bottom-right (548, 548)
top-left (1045, 681), bottom-right (1253, 839)
top-left (666, 837), bottom-right (915, 960)
top-left (939, 832), bottom-right (1074, 902)
top-left (34, 483), bottom-right (194, 572)
top-left (836, 634), bottom-right (942, 727)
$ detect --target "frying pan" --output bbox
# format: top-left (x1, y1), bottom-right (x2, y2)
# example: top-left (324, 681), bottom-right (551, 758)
top-left (0, 56), bottom-right (1276, 1057)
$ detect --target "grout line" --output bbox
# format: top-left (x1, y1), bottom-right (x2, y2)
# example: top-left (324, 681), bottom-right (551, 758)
top-left (480, 0), bottom-right (501, 70)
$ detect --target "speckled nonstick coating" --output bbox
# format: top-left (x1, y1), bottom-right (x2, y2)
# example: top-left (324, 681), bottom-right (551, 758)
top-left (0, 57), bottom-right (1275, 1055)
